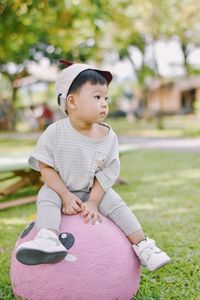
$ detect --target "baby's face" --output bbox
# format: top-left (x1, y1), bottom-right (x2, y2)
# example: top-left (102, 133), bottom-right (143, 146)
top-left (72, 82), bottom-right (109, 123)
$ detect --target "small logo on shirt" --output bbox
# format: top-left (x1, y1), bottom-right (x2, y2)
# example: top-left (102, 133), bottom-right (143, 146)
top-left (95, 159), bottom-right (105, 171)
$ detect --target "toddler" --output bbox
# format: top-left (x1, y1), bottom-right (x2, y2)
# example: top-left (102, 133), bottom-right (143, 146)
top-left (16, 60), bottom-right (171, 271)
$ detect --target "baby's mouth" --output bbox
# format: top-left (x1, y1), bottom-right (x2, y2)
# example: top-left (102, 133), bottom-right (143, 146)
top-left (99, 111), bottom-right (107, 116)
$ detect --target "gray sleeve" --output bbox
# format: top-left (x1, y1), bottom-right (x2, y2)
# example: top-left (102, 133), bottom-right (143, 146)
top-left (28, 125), bottom-right (55, 171)
top-left (95, 134), bottom-right (120, 192)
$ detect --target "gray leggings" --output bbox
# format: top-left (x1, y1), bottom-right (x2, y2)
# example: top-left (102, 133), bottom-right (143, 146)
top-left (36, 184), bottom-right (141, 236)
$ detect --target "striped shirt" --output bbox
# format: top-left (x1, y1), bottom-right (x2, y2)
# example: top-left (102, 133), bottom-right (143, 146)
top-left (28, 118), bottom-right (120, 192)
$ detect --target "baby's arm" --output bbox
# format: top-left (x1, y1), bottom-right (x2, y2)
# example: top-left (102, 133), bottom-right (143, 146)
top-left (39, 161), bottom-right (82, 215)
top-left (88, 177), bottom-right (105, 205)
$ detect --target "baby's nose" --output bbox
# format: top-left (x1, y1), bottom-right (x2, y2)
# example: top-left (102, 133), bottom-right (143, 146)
top-left (101, 98), bottom-right (108, 106)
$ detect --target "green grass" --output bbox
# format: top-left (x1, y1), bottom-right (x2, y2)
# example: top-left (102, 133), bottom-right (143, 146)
top-left (0, 139), bottom-right (36, 155)
top-left (0, 205), bottom-right (35, 300)
top-left (2, 114), bottom-right (200, 144)
top-left (117, 150), bottom-right (200, 300)
top-left (107, 114), bottom-right (200, 137)
top-left (0, 150), bottom-right (200, 299)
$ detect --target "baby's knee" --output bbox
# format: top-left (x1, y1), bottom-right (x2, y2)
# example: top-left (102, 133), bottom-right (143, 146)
top-left (37, 184), bottom-right (62, 208)
top-left (98, 189), bottom-right (126, 216)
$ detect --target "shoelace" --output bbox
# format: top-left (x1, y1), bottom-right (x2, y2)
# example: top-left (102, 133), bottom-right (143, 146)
top-left (146, 240), bottom-right (162, 254)
top-left (36, 230), bottom-right (51, 239)
top-left (35, 230), bottom-right (60, 246)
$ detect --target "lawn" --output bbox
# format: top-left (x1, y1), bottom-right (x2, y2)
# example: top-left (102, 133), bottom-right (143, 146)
top-left (7, 113), bottom-right (200, 139)
top-left (108, 114), bottom-right (200, 137)
top-left (0, 149), bottom-right (199, 299)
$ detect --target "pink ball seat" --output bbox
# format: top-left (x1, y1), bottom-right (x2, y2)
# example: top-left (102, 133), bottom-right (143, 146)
top-left (11, 214), bottom-right (140, 300)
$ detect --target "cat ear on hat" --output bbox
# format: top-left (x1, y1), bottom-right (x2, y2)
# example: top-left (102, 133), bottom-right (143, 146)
top-left (59, 59), bottom-right (74, 68)
top-left (59, 59), bottom-right (112, 84)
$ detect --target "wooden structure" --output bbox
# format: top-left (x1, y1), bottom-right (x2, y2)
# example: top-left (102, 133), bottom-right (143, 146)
top-left (0, 153), bottom-right (43, 210)
top-left (0, 155), bottom-right (43, 196)
top-left (146, 76), bottom-right (200, 115)
top-left (0, 145), bottom-right (136, 210)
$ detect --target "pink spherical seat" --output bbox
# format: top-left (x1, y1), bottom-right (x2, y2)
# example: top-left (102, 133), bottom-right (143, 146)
top-left (11, 214), bottom-right (140, 300)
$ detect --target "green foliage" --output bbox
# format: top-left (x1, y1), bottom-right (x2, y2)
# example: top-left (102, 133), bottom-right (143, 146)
top-left (0, 0), bottom-right (110, 65)
top-left (1, 0), bottom-right (200, 108)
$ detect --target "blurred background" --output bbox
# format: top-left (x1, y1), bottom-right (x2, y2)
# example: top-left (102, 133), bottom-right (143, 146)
top-left (1, 0), bottom-right (200, 134)
top-left (1, 2), bottom-right (200, 299)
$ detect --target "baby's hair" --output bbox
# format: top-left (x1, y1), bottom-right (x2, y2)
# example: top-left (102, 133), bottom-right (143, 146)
top-left (67, 69), bottom-right (108, 96)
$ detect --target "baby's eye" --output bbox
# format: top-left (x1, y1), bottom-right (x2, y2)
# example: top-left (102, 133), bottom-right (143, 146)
top-left (94, 95), bottom-right (101, 99)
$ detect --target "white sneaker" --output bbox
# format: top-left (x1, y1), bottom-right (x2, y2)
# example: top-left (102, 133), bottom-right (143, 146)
top-left (16, 228), bottom-right (67, 265)
top-left (132, 237), bottom-right (171, 272)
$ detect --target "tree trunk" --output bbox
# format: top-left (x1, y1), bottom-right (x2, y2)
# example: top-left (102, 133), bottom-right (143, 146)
top-left (152, 41), bottom-right (160, 77)
top-left (181, 42), bottom-right (190, 76)
top-left (126, 52), bottom-right (138, 77)
top-left (10, 86), bottom-right (18, 130)
top-left (3, 75), bottom-right (18, 131)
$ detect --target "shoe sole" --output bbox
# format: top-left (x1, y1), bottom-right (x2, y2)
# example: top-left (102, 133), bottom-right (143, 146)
top-left (148, 258), bottom-right (171, 272)
top-left (16, 248), bottom-right (67, 265)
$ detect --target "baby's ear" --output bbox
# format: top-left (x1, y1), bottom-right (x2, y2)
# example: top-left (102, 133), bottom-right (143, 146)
top-left (67, 94), bottom-right (77, 111)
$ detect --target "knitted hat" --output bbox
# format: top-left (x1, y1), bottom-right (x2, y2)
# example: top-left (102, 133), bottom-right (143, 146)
top-left (55, 59), bottom-right (113, 112)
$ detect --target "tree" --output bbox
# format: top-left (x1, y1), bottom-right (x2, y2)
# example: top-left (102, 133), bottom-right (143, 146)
top-left (164, 0), bottom-right (200, 75)
top-left (0, 0), bottom-right (110, 128)
top-left (103, 0), bottom-right (200, 83)
top-left (1, 0), bottom-right (200, 126)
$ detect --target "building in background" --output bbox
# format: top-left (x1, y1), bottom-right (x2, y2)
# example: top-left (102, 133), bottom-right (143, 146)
top-left (145, 76), bottom-right (200, 116)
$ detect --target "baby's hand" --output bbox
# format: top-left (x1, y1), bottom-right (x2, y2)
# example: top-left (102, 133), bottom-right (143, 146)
top-left (81, 201), bottom-right (103, 225)
top-left (62, 193), bottom-right (82, 215)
